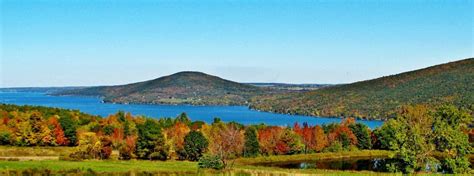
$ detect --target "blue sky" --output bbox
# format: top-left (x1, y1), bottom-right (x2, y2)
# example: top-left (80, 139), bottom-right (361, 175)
top-left (1, 0), bottom-right (472, 87)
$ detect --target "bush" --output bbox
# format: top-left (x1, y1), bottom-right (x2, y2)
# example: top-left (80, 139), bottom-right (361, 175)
top-left (0, 131), bottom-right (11, 145)
top-left (324, 141), bottom-right (343, 152)
top-left (198, 155), bottom-right (224, 170)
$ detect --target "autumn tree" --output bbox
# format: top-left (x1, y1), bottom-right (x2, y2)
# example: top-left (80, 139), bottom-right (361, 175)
top-left (327, 124), bottom-right (357, 150)
top-left (49, 116), bottom-right (68, 146)
top-left (312, 125), bottom-right (328, 152)
top-left (211, 124), bottom-right (244, 168)
top-left (258, 126), bottom-right (284, 155)
top-left (277, 128), bottom-right (304, 155)
top-left (165, 121), bottom-right (190, 158)
top-left (119, 136), bottom-right (137, 160)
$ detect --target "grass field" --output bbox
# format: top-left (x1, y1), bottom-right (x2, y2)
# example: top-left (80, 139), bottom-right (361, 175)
top-left (0, 146), bottom-right (470, 175)
top-left (0, 160), bottom-right (405, 176)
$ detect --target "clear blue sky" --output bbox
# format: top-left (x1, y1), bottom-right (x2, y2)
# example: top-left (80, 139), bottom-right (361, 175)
top-left (1, 0), bottom-right (472, 87)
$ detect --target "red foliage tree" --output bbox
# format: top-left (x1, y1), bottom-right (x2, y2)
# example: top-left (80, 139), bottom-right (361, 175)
top-left (49, 117), bottom-right (68, 146)
top-left (258, 126), bottom-right (285, 155)
top-left (328, 125), bottom-right (357, 147)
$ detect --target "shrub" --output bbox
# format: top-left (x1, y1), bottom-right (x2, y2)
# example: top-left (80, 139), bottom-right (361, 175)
top-left (150, 152), bottom-right (167, 161)
top-left (324, 141), bottom-right (343, 152)
top-left (198, 155), bottom-right (224, 170)
top-left (0, 131), bottom-right (11, 145)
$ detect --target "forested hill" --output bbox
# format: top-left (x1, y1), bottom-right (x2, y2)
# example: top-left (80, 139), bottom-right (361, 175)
top-left (250, 58), bottom-right (474, 120)
top-left (54, 71), bottom-right (272, 105)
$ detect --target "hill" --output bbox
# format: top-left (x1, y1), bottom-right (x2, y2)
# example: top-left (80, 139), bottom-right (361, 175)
top-left (250, 58), bottom-right (474, 120)
top-left (53, 71), bottom-right (273, 105)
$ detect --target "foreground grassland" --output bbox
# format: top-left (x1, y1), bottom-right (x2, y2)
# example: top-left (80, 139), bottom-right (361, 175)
top-left (0, 147), bottom-right (471, 175)
top-left (0, 148), bottom-right (399, 175)
top-left (0, 160), bottom-right (402, 176)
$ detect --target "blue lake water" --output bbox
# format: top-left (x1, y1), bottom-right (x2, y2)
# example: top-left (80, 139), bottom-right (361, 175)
top-left (0, 92), bottom-right (384, 128)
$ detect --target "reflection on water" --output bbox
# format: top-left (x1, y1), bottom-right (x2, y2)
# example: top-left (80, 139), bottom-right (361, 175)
top-left (261, 158), bottom-right (398, 172)
top-left (259, 157), bottom-right (474, 173)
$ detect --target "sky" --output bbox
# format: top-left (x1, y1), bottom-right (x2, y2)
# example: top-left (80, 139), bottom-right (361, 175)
top-left (1, 0), bottom-right (473, 87)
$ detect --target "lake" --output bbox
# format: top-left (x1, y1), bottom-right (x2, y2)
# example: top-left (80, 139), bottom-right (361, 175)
top-left (0, 91), bottom-right (383, 128)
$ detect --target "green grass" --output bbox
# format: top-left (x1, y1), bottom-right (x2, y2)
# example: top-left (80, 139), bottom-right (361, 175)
top-left (0, 148), bottom-right (470, 175)
top-left (0, 160), bottom-right (198, 175)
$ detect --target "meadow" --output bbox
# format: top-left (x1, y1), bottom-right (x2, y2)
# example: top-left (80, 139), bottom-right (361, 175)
top-left (0, 146), bottom-right (398, 175)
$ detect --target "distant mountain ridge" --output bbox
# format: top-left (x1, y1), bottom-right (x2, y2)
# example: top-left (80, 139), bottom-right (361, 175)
top-left (54, 71), bottom-right (274, 105)
top-left (250, 58), bottom-right (474, 120)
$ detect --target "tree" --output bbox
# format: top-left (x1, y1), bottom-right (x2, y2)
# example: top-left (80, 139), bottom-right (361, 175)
top-left (312, 125), bottom-right (328, 152)
top-left (165, 121), bottom-right (190, 158)
top-left (327, 125), bottom-right (357, 150)
top-left (119, 136), bottom-right (136, 160)
top-left (243, 127), bottom-right (260, 157)
top-left (150, 133), bottom-right (169, 161)
top-left (389, 105), bottom-right (437, 173)
top-left (136, 119), bottom-right (166, 160)
top-left (432, 105), bottom-right (472, 173)
top-left (99, 136), bottom-right (113, 159)
top-left (70, 132), bottom-right (99, 160)
top-left (175, 112), bottom-right (191, 125)
top-left (59, 115), bottom-right (77, 146)
top-left (183, 131), bottom-right (208, 161)
top-left (210, 124), bottom-right (244, 168)
top-left (277, 128), bottom-right (303, 155)
top-left (349, 123), bottom-right (372, 149)
top-left (258, 126), bottom-right (284, 155)
top-left (373, 119), bottom-right (399, 150)
top-left (50, 117), bottom-right (68, 146)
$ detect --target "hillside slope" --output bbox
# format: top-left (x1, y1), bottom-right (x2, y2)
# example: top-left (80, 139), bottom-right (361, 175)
top-left (55, 72), bottom-right (271, 105)
top-left (250, 58), bottom-right (474, 120)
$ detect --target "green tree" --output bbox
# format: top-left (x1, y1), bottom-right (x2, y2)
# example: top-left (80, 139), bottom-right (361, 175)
top-left (136, 119), bottom-right (166, 160)
top-left (349, 123), bottom-right (372, 149)
top-left (373, 119), bottom-right (399, 150)
top-left (175, 112), bottom-right (191, 125)
top-left (150, 135), bottom-right (169, 161)
top-left (183, 131), bottom-right (208, 161)
top-left (59, 115), bottom-right (77, 146)
top-left (432, 105), bottom-right (472, 173)
top-left (389, 105), bottom-right (437, 173)
top-left (243, 127), bottom-right (260, 157)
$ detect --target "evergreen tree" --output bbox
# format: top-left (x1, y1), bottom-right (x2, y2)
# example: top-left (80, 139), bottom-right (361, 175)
top-left (243, 127), bottom-right (260, 157)
top-left (349, 123), bottom-right (372, 149)
top-left (59, 115), bottom-right (77, 146)
top-left (136, 119), bottom-right (166, 160)
top-left (183, 131), bottom-right (208, 161)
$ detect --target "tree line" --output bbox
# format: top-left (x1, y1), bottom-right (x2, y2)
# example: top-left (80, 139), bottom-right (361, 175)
top-left (0, 103), bottom-right (472, 173)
